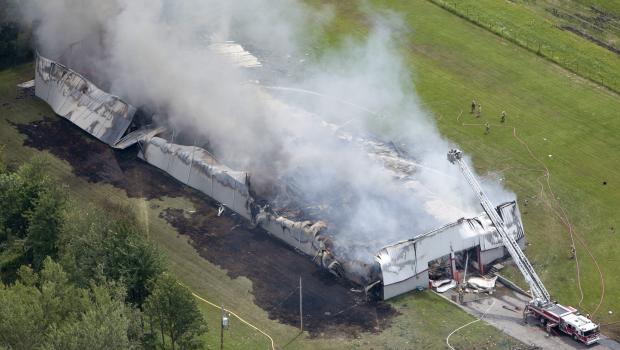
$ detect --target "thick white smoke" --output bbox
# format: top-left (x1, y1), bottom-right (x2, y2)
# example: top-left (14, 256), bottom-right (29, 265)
top-left (20, 0), bottom-right (515, 261)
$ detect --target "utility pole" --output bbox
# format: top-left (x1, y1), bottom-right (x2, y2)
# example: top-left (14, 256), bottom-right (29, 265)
top-left (220, 304), bottom-right (224, 350)
top-left (299, 276), bottom-right (303, 333)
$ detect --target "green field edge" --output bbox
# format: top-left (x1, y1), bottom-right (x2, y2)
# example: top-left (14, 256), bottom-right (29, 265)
top-left (426, 0), bottom-right (620, 96)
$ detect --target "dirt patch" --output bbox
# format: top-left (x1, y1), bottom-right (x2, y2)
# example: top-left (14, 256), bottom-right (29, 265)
top-left (13, 116), bottom-right (397, 336)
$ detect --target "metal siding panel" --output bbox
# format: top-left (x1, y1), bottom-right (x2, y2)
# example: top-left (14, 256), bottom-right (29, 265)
top-left (33, 54), bottom-right (135, 146)
top-left (378, 201), bottom-right (524, 297)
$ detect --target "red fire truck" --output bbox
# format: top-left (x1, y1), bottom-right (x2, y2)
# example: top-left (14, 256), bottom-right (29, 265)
top-left (525, 299), bottom-right (600, 345)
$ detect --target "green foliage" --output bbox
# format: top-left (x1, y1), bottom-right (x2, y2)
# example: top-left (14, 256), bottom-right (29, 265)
top-left (0, 157), bottom-right (191, 349)
top-left (59, 204), bottom-right (165, 306)
top-left (0, 258), bottom-right (140, 350)
top-left (0, 272), bottom-right (45, 349)
top-left (103, 220), bottom-right (165, 307)
top-left (26, 186), bottom-right (66, 270)
top-left (0, 158), bottom-right (64, 280)
top-left (144, 274), bottom-right (207, 350)
top-left (0, 157), bottom-right (52, 238)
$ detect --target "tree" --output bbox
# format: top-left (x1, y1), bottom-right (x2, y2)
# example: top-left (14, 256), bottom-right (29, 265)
top-left (0, 158), bottom-right (53, 240)
top-left (42, 284), bottom-right (140, 350)
top-left (0, 258), bottom-right (141, 350)
top-left (26, 186), bottom-right (66, 270)
top-left (59, 204), bottom-right (164, 306)
top-left (104, 220), bottom-right (165, 306)
top-left (0, 158), bottom-right (59, 281)
top-left (144, 274), bottom-right (207, 350)
top-left (0, 271), bottom-right (45, 349)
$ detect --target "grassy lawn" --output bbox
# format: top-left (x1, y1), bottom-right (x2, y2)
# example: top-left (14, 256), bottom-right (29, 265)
top-left (426, 0), bottom-right (620, 93)
top-left (523, 0), bottom-right (620, 46)
top-left (365, 0), bottom-right (619, 335)
top-left (572, 0), bottom-right (620, 19)
top-left (0, 64), bottom-right (523, 349)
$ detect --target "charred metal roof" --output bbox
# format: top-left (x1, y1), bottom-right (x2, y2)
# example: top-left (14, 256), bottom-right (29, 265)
top-left (35, 53), bottom-right (137, 146)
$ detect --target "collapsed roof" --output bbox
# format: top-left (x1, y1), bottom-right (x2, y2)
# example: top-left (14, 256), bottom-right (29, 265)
top-left (34, 41), bottom-right (262, 148)
top-left (377, 201), bottom-right (525, 299)
top-left (35, 53), bottom-right (137, 147)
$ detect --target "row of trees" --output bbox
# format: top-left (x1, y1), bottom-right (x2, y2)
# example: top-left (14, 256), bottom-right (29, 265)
top-left (0, 157), bottom-right (207, 349)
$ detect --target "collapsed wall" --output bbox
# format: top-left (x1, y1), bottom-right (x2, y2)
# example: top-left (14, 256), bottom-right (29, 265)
top-left (34, 53), bottom-right (137, 147)
top-left (138, 136), bottom-right (374, 286)
top-left (377, 202), bottom-right (525, 299)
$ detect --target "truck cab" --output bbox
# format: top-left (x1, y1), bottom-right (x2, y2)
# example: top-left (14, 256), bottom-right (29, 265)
top-left (560, 313), bottom-right (600, 345)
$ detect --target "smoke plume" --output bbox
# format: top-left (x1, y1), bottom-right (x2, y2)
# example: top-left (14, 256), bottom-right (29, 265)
top-left (20, 0), bottom-right (514, 261)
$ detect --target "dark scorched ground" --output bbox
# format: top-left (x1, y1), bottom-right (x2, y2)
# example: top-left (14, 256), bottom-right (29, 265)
top-left (13, 115), bottom-right (397, 337)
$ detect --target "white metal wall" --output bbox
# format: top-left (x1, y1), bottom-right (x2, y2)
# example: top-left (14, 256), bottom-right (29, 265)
top-left (377, 201), bottom-right (525, 299)
top-left (34, 53), bottom-right (136, 146)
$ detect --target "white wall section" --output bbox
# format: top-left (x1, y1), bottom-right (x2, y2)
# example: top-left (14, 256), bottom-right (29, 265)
top-left (35, 53), bottom-right (137, 146)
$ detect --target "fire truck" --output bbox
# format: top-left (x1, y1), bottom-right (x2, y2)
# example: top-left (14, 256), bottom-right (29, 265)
top-left (526, 299), bottom-right (600, 344)
top-left (448, 149), bottom-right (600, 345)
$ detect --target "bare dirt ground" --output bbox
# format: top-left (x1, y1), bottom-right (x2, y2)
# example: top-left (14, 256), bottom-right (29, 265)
top-left (13, 116), bottom-right (397, 337)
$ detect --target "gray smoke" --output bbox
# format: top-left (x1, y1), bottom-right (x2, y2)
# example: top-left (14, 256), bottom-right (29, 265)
top-left (20, 0), bottom-right (515, 261)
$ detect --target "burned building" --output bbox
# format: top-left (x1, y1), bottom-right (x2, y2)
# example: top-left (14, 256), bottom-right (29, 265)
top-left (377, 202), bottom-right (525, 299)
top-left (32, 51), bottom-right (525, 300)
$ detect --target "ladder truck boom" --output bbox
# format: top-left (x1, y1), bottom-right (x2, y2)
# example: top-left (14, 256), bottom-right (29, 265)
top-left (447, 149), bottom-right (599, 345)
top-left (447, 149), bottom-right (550, 301)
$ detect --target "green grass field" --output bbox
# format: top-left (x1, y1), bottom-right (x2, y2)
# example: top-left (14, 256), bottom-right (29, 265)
top-left (427, 0), bottom-right (620, 93)
top-left (524, 0), bottom-right (620, 45)
top-left (2, 0), bottom-right (620, 346)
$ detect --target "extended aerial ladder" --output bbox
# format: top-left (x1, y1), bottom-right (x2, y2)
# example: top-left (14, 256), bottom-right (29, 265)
top-left (447, 149), bottom-right (550, 302)
top-left (448, 149), bottom-right (600, 345)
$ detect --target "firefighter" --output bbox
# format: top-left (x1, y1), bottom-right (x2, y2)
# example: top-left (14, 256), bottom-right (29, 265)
top-left (500, 110), bottom-right (506, 123)
top-left (484, 122), bottom-right (490, 134)
top-left (470, 99), bottom-right (477, 114)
